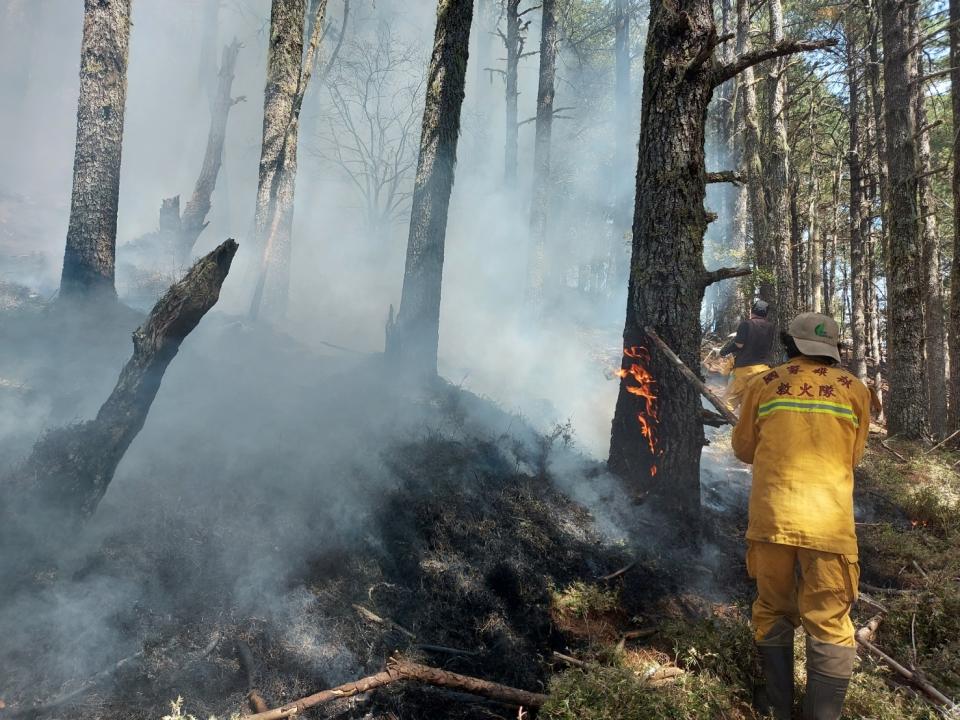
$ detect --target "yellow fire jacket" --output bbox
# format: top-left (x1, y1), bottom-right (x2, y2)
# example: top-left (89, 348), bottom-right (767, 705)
top-left (731, 356), bottom-right (871, 555)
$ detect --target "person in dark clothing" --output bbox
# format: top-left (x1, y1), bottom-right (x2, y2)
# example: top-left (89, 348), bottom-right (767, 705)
top-left (720, 300), bottom-right (776, 410)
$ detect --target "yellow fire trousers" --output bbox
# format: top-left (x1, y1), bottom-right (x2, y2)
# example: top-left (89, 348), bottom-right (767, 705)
top-left (747, 541), bottom-right (859, 647)
top-left (726, 364), bottom-right (770, 410)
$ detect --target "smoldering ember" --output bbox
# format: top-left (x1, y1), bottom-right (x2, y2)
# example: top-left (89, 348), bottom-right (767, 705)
top-left (2, 2), bottom-right (960, 720)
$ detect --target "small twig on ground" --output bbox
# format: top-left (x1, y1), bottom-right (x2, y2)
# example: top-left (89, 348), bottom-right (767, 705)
top-left (880, 438), bottom-right (908, 462)
top-left (912, 560), bottom-right (930, 580)
top-left (415, 644), bottom-right (481, 657)
top-left (353, 604), bottom-right (417, 640)
top-left (622, 627), bottom-right (658, 640)
top-left (861, 582), bottom-right (916, 596)
top-left (858, 593), bottom-right (889, 615)
top-left (598, 560), bottom-right (636, 582)
top-left (552, 651), bottom-right (591, 669)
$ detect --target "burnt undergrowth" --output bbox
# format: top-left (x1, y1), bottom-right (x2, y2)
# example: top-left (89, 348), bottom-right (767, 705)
top-left (0, 303), bottom-right (701, 720)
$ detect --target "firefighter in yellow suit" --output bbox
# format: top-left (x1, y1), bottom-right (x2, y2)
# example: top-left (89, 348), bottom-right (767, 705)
top-left (732, 313), bottom-right (871, 720)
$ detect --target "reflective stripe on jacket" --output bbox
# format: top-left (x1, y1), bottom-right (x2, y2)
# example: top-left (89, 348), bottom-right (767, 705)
top-left (731, 356), bottom-right (871, 555)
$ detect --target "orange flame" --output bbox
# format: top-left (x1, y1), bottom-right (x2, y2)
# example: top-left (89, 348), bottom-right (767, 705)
top-left (616, 346), bottom-right (660, 476)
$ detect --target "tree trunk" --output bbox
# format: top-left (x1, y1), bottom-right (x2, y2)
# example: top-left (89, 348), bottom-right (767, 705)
top-left (712, 0), bottom-right (743, 335)
top-left (385, 0), bottom-right (474, 375)
top-left (847, 20), bottom-right (868, 379)
top-left (766, 0), bottom-right (794, 330)
top-left (913, 47), bottom-right (948, 436)
top-left (608, 0), bottom-right (717, 523)
top-left (950, 0), bottom-right (960, 428)
top-left (526, 0), bottom-right (557, 306)
top-left (60, 0), bottom-right (132, 300)
top-left (735, 0), bottom-right (772, 306)
top-left (249, 0), bottom-right (306, 322)
top-left (504, 0), bottom-right (520, 185)
top-left (880, 0), bottom-right (926, 438)
top-left (6, 240), bottom-right (237, 522)
top-left (179, 41), bottom-right (242, 265)
top-left (610, 0), bottom-right (633, 287)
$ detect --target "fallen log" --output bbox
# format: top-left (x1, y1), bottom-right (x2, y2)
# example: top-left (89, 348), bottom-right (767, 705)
top-left (247, 657), bottom-right (548, 720)
top-left (4, 240), bottom-right (237, 520)
top-left (644, 327), bottom-right (739, 425)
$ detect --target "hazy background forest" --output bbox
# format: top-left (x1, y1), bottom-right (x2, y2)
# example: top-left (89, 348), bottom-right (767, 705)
top-left (1, 0), bottom-right (959, 718)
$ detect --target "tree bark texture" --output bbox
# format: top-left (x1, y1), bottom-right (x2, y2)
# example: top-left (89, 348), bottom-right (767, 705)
top-left (179, 41), bottom-right (242, 265)
top-left (526, 0), bottom-right (557, 306)
top-left (249, 0), bottom-right (306, 322)
top-left (765, 0), bottom-right (794, 330)
top-left (950, 0), bottom-right (960, 428)
top-left (607, 0), bottom-right (718, 521)
top-left (60, 0), bottom-right (132, 299)
top-left (7, 240), bottom-right (238, 520)
top-left (913, 48), bottom-right (947, 437)
top-left (385, 0), bottom-right (474, 375)
top-left (847, 20), bottom-right (868, 379)
top-left (880, 0), bottom-right (927, 438)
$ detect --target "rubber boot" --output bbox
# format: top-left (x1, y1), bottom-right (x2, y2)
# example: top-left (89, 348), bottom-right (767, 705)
top-left (803, 635), bottom-right (855, 720)
top-left (756, 618), bottom-right (796, 720)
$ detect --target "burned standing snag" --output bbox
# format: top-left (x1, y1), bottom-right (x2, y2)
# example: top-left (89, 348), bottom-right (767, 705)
top-left (6, 240), bottom-right (238, 519)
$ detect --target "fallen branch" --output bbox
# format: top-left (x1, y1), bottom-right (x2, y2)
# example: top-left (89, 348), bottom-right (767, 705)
top-left (415, 644), bottom-right (481, 657)
top-left (237, 640), bottom-right (269, 713)
top-left (924, 428), bottom-right (960, 455)
top-left (644, 327), bottom-right (739, 425)
top-left (247, 657), bottom-right (548, 720)
top-left (861, 582), bottom-right (915, 596)
top-left (855, 614), bottom-right (884, 644)
top-left (857, 638), bottom-right (957, 710)
top-left (880, 438), bottom-right (908, 462)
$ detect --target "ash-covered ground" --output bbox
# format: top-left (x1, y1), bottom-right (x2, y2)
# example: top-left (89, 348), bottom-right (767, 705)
top-left (0, 290), bottom-right (755, 720)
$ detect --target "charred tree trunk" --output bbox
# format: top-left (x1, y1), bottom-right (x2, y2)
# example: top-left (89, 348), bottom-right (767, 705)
top-left (608, 1), bottom-right (717, 522)
top-left (914, 53), bottom-right (948, 437)
top-left (880, 0), bottom-right (926, 438)
top-left (385, 0), bottom-right (474, 376)
top-left (526, 0), bottom-right (557, 306)
top-left (766, 0), bottom-right (794, 329)
top-left (503, 0), bottom-right (521, 185)
top-left (60, 0), bottom-right (132, 300)
top-left (178, 41), bottom-right (243, 265)
top-left (735, 0), bottom-right (772, 306)
top-left (847, 21), bottom-right (868, 379)
top-left (198, 0), bottom-right (220, 98)
top-left (6, 240), bottom-right (237, 522)
top-left (249, 0), bottom-right (306, 323)
top-left (951, 0), bottom-right (960, 428)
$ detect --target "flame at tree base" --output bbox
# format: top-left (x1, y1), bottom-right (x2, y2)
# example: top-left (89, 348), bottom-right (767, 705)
top-left (615, 346), bottom-right (661, 477)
